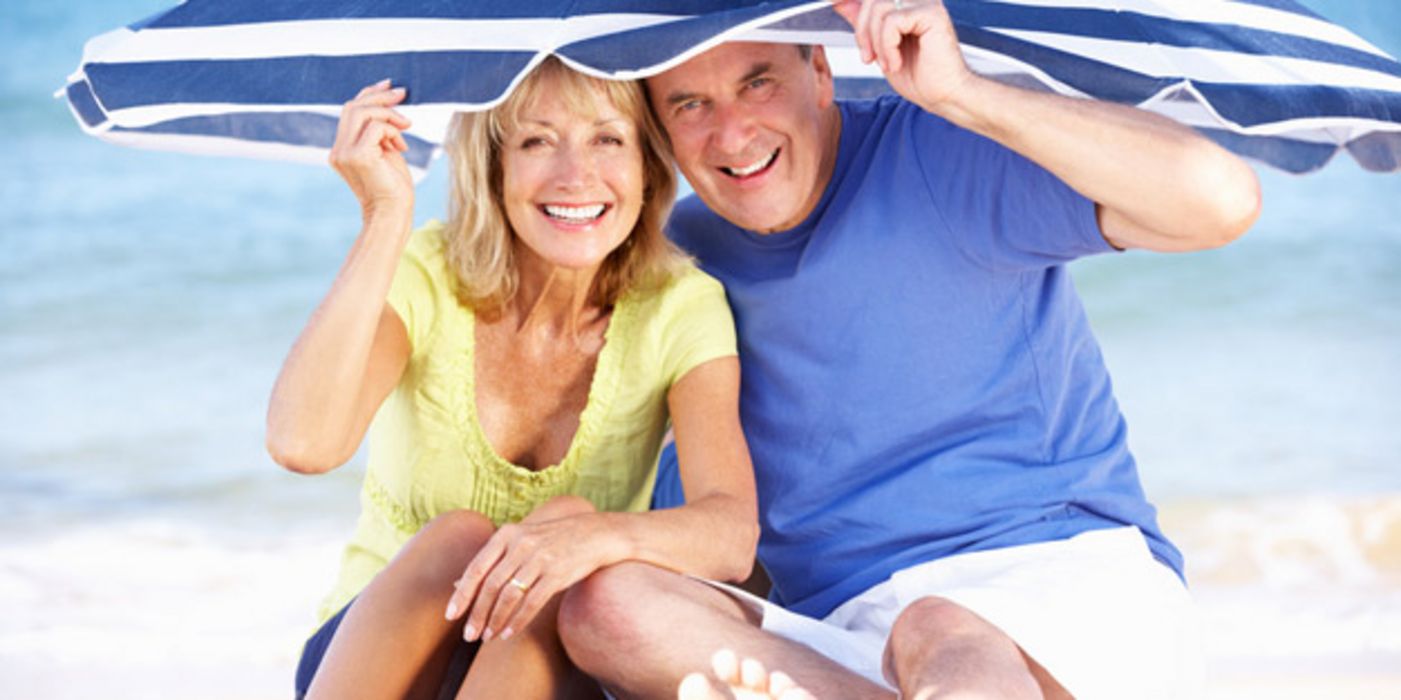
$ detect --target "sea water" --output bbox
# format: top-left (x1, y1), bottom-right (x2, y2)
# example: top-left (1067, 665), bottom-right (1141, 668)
top-left (2, 0), bottom-right (1399, 696)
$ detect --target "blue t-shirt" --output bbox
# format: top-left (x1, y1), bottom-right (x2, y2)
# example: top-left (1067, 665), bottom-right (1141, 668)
top-left (657, 95), bottom-right (1182, 619)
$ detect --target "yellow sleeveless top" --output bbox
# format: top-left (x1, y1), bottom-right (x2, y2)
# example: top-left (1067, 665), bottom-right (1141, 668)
top-left (318, 222), bottom-right (737, 621)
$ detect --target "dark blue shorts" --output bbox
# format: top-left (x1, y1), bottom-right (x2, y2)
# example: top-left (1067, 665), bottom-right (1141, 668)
top-left (294, 600), bottom-right (478, 699)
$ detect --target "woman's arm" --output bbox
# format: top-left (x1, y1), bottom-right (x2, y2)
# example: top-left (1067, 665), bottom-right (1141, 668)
top-left (266, 81), bottom-right (417, 474)
top-left (445, 356), bottom-right (759, 642)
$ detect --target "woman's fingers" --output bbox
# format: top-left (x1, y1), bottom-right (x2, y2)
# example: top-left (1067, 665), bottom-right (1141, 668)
top-left (444, 535), bottom-right (505, 626)
top-left (354, 78), bottom-right (392, 100)
top-left (491, 568), bottom-right (556, 641)
top-left (355, 121), bottom-right (406, 158)
top-left (467, 543), bottom-right (529, 641)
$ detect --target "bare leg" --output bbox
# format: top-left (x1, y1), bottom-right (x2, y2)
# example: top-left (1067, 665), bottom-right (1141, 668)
top-left (454, 495), bottom-right (604, 699)
top-left (882, 596), bottom-right (1072, 700)
top-left (307, 509), bottom-right (494, 700)
top-left (559, 562), bottom-right (893, 700)
top-left (455, 594), bottom-right (604, 699)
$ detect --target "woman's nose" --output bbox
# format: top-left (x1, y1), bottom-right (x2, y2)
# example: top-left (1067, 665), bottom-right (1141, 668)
top-left (552, 143), bottom-right (597, 189)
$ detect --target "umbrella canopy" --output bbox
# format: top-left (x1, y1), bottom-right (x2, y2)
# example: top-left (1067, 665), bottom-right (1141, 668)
top-left (62, 0), bottom-right (1401, 176)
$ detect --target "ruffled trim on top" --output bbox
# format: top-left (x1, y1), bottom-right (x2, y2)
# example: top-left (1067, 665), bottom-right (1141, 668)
top-left (450, 290), bottom-right (639, 523)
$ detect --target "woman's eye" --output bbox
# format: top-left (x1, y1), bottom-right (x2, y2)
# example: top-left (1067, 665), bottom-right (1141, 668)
top-left (597, 134), bottom-right (624, 146)
top-left (521, 136), bottom-right (547, 148)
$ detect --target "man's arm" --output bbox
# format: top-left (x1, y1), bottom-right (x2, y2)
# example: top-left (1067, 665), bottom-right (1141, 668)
top-left (833, 0), bottom-right (1262, 252)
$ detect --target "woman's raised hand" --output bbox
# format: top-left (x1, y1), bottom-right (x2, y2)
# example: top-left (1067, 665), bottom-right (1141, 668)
top-left (328, 80), bottom-right (415, 220)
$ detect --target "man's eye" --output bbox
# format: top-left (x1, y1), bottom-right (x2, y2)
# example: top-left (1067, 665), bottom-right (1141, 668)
top-left (677, 99), bottom-right (703, 114)
top-left (748, 78), bottom-right (771, 90)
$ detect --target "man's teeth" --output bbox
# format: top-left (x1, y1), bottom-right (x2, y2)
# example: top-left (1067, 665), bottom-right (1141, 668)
top-left (543, 204), bottom-right (606, 222)
top-left (724, 150), bottom-right (777, 177)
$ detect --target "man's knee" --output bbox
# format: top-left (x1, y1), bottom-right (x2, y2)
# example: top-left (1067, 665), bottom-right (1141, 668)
top-left (891, 596), bottom-right (993, 644)
top-left (884, 597), bottom-right (1001, 679)
top-left (558, 562), bottom-right (667, 669)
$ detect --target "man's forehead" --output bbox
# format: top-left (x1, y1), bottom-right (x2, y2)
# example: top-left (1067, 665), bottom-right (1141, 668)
top-left (647, 41), bottom-right (803, 91)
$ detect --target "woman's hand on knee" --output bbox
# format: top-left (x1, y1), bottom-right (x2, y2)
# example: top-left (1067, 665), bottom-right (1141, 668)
top-left (443, 505), bottom-right (622, 644)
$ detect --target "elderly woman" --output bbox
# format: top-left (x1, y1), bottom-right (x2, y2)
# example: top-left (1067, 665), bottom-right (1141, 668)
top-left (267, 57), bottom-right (757, 699)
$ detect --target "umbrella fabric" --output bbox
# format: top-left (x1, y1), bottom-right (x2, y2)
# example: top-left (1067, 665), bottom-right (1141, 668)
top-left (62, 0), bottom-right (1401, 175)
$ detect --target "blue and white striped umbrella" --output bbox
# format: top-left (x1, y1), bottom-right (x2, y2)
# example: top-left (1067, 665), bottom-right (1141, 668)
top-left (61, 0), bottom-right (1401, 176)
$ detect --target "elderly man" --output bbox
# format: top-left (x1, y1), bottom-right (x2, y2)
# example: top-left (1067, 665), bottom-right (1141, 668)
top-left (560, 1), bottom-right (1260, 698)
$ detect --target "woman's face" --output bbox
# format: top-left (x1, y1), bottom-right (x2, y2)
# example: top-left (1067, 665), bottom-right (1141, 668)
top-left (501, 75), bottom-right (645, 277)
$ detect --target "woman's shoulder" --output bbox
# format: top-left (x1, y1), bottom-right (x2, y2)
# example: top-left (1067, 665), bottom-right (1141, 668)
top-left (404, 219), bottom-right (449, 261)
top-left (629, 260), bottom-right (725, 311)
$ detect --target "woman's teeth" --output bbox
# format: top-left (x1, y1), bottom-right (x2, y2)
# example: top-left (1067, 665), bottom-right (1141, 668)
top-left (543, 204), bottom-right (606, 223)
top-left (723, 149), bottom-right (778, 177)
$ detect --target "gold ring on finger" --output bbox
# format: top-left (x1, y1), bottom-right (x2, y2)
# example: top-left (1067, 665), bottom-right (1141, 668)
top-left (509, 577), bottom-right (530, 592)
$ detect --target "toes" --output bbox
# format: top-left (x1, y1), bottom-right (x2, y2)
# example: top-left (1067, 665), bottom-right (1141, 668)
top-left (711, 648), bottom-right (741, 682)
top-left (678, 672), bottom-right (723, 700)
top-left (739, 657), bottom-right (768, 689)
top-left (700, 648), bottom-right (817, 700)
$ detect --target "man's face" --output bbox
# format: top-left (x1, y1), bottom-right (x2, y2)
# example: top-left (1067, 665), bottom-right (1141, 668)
top-left (646, 42), bottom-right (839, 234)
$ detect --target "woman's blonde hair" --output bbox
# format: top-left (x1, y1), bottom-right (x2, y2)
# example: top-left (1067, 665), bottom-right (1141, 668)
top-left (442, 56), bottom-right (684, 316)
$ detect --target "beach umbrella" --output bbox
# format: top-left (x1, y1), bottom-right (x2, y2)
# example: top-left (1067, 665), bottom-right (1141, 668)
top-left (62, 0), bottom-right (1401, 176)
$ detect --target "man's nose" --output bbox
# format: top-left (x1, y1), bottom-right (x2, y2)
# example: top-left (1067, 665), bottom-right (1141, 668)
top-left (711, 101), bottom-right (758, 156)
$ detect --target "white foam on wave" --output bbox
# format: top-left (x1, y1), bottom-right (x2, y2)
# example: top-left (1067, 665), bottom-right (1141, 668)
top-left (1159, 494), bottom-right (1401, 679)
top-left (0, 517), bottom-right (344, 699)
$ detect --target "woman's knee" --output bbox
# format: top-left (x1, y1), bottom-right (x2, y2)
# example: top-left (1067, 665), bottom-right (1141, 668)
top-left (397, 509), bottom-right (496, 589)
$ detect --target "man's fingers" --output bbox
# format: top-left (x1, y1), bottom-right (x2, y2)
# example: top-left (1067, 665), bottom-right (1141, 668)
top-left (830, 0), bottom-right (862, 27)
top-left (877, 5), bottom-right (908, 74)
top-left (855, 0), bottom-right (883, 63)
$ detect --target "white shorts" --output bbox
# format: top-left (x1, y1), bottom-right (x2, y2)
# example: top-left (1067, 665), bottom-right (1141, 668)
top-left (707, 526), bottom-right (1203, 700)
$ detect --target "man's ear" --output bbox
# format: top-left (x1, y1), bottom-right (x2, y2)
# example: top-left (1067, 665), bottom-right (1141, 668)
top-left (810, 45), bottom-right (836, 109)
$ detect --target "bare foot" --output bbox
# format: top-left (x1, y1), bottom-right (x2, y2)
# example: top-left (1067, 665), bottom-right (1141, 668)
top-left (677, 649), bottom-right (817, 700)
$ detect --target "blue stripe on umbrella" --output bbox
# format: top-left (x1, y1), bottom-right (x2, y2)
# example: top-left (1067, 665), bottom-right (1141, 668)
top-left (1195, 82), bottom-right (1401, 125)
top-left (65, 80), bottom-right (108, 128)
top-left (947, 1), bottom-right (1401, 76)
top-left (956, 24), bottom-right (1173, 104)
top-left (133, 0), bottom-right (580, 29)
top-left (85, 51), bottom-right (538, 110)
top-left (558, 2), bottom-right (820, 74)
top-left (109, 112), bottom-right (437, 170)
top-left (1346, 130), bottom-right (1401, 172)
top-left (1200, 127), bottom-right (1348, 173)
top-left (132, 0), bottom-right (800, 29)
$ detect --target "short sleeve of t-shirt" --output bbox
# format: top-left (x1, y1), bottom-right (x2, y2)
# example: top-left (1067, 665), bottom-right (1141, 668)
top-left (386, 222), bottom-right (450, 352)
top-left (651, 266), bottom-right (737, 386)
top-left (907, 102), bottom-right (1113, 271)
